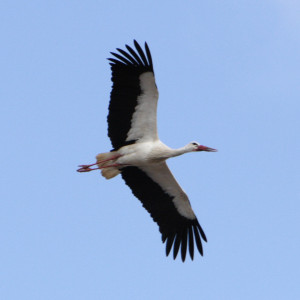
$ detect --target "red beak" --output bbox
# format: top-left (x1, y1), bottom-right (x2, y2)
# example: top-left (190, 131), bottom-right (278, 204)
top-left (197, 145), bottom-right (217, 152)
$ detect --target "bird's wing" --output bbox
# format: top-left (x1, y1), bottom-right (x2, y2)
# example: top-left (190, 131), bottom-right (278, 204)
top-left (121, 163), bottom-right (207, 262)
top-left (108, 40), bottom-right (159, 150)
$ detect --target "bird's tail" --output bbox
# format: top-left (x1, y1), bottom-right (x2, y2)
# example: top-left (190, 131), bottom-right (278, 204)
top-left (95, 152), bottom-right (116, 167)
top-left (96, 151), bottom-right (120, 179)
top-left (101, 167), bottom-right (120, 179)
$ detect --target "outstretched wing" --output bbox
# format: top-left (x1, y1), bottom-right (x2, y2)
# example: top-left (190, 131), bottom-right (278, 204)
top-left (121, 163), bottom-right (207, 262)
top-left (108, 40), bottom-right (159, 150)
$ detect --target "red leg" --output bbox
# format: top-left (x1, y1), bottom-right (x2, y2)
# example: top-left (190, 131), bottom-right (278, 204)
top-left (77, 154), bottom-right (122, 172)
top-left (100, 163), bottom-right (122, 169)
top-left (78, 154), bottom-right (122, 168)
top-left (77, 162), bottom-right (126, 173)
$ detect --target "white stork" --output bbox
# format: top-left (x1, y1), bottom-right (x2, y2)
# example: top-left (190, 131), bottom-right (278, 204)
top-left (77, 40), bottom-right (217, 262)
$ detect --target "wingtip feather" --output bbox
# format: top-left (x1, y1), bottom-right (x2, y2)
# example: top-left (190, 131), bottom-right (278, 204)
top-left (193, 226), bottom-right (204, 256)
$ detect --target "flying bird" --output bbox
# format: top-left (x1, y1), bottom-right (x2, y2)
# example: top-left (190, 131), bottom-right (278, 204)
top-left (77, 40), bottom-right (217, 262)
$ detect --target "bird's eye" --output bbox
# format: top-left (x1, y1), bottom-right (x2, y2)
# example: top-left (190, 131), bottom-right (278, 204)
top-left (192, 142), bottom-right (198, 146)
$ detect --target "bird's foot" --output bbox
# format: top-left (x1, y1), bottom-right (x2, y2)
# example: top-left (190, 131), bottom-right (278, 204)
top-left (77, 164), bottom-right (98, 172)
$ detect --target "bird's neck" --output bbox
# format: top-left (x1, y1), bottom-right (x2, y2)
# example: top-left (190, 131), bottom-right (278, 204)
top-left (169, 145), bottom-right (191, 158)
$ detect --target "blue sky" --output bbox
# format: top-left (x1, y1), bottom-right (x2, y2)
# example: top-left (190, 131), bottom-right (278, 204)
top-left (1, 1), bottom-right (300, 299)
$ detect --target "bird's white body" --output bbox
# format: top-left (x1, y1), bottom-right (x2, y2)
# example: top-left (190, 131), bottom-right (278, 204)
top-left (78, 40), bottom-right (216, 261)
top-left (117, 141), bottom-right (166, 165)
top-left (116, 140), bottom-right (194, 165)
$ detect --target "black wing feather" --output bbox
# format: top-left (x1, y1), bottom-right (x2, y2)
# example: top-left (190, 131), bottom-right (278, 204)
top-left (116, 48), bottom-right (139, 65)
top-left (166, 232), bottom-right (176, 256)
top-left (181, 229), bottom-right (188, 262)
top-left (193, 225), bottom-right (204, 256)
top-left (107, 58), bottom-right (126, 65)
top-left (125, 44), bottom-right (145, 66)
top-left (144, 42), bottom-right (153, 67)
top-left (121, 166), bottom-right (207, 262)
top-left (134, 40), bottom-right (149, 66)
top-left (188, 226), bottom-right (194, 260)
top-left (110, 52), bottom-right (135, 66)
top-left (107, 40), bottom-right (154, 150)
top-left (173, 233), bottom-right (182, 260)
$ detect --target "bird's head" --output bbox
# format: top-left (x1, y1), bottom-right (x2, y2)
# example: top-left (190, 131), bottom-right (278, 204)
top-left (189, 142), bottom-right (217, 152)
